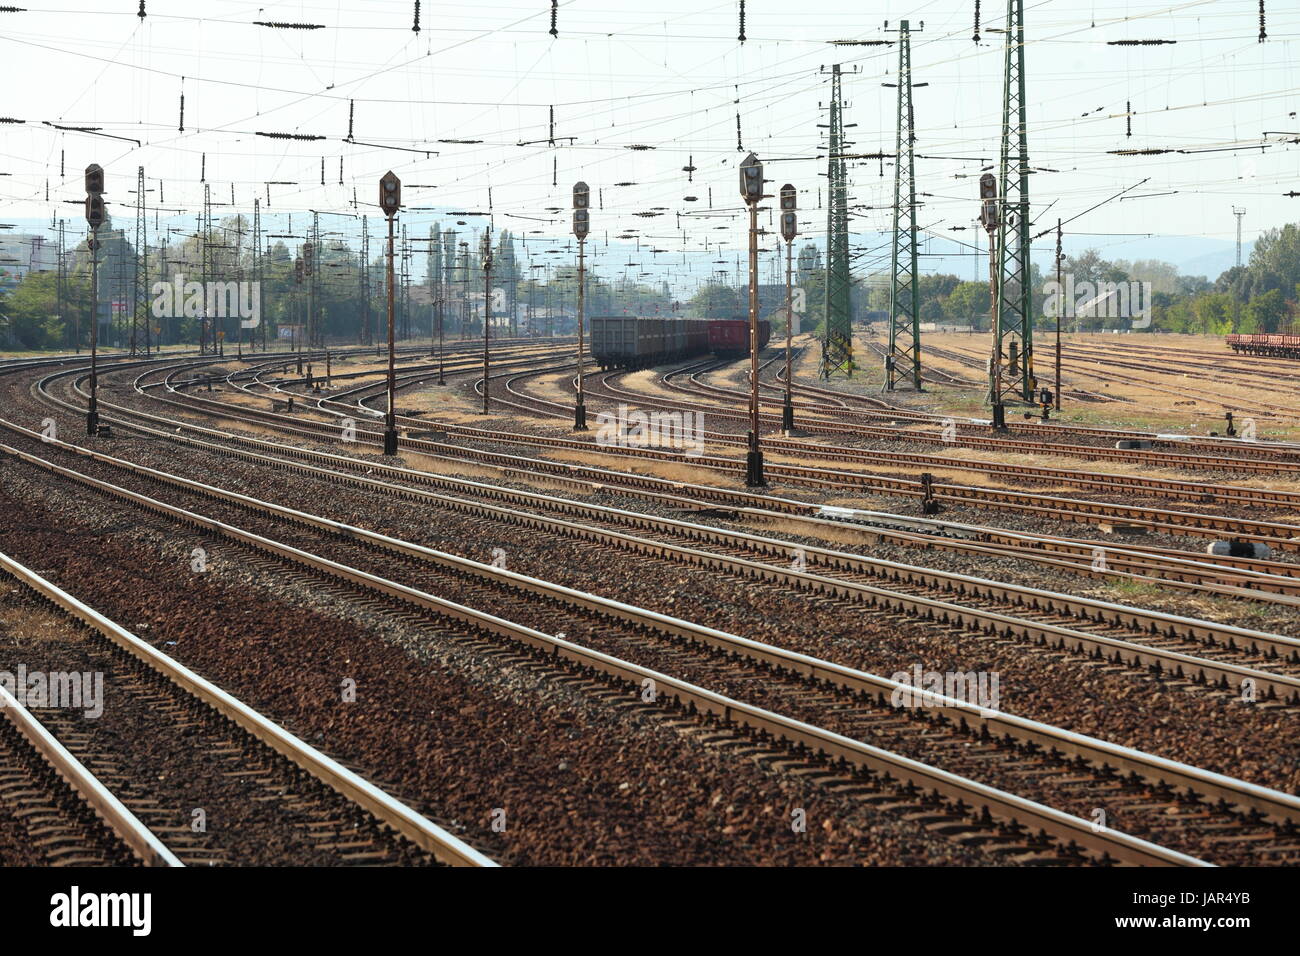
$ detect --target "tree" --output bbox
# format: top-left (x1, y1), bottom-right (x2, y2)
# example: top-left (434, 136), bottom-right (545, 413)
top-left (1242, 288), bottom-right (1289, 333)
top-left (1191, 292), bottom-right (1234, 335)
top-left (945, 281), bottom-right (990, 325)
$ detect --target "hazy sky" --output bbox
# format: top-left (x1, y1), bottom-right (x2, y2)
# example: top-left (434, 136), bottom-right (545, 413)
top-left (2, 0), bottom-right (1297, 285)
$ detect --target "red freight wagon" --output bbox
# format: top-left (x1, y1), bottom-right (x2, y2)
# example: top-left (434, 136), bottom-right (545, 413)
top-left (708, 318), bottom-right (771, 357)
top-left (1226, 332), bottom-right (1300, 357)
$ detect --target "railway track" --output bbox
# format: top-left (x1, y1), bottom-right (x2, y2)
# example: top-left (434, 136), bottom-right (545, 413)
top-left (0, 550), bottom-right (493, 867)
top-left (11, 354), bottom-right (1300, 864)
top-left (3, 425), bottom-right (1290, 866)
top-left (13, 396), bottom-right (1300, 706)
top-left (39, 356), bottom-right (1300, 597)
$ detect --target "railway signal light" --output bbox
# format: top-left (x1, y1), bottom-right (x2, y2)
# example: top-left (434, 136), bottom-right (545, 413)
top-left (302, 242), bottom-right (314, 276)
top-left (85, 195), bottom-right (106, 228)
top-left (480, 226), bottom-right (493, 415)
top-left (572, 182), bottom-right (590, 429)
top-left (739, 152), bottom-right (763, 204)
top-left (84, 163), bottom-right (105, 437)
top-left (380, 171), bottom-right (401, 454)
top-left (379, 170), bottom-right (401, 218)
top-left (294, 257), bottom-right (304, 284)
top-left (740, 152), bottom-right (766, 486)
top-left (979, 172), bottom-right (998, 233)
top-left (779, 183), bottom-right (798, 432)
top-left (780, 183), bottom-right (798, 243)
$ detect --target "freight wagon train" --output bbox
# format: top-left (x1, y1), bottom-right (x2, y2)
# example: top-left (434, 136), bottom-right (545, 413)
top-left (590, 316), bottom-right (772, 370)
top-left (709, 317), bottom-right (772, 357)
top-left (1226, 333), bottom-right (1300, 358)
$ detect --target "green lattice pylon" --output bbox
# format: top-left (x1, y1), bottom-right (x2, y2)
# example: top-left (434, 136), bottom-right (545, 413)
top-left (991, 0), bottom-right (1035, 403)
top-left (887, 21), bottom-right (921, 391)
top-left (821, 63), bottom-right (854, 379)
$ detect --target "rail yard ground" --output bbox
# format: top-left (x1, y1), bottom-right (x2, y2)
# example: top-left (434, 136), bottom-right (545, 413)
top-left (0, 332), bottom-right (1297, 893)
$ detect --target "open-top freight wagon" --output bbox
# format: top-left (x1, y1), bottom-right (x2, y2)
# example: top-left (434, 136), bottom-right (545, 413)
top-left (590, 316), bottom-right (774, 370)
top-left (590, 317), bottom-right (711, 370)
top-left (708, 317), bottom-right (771, 357)
top-left (1226, 333), bottom-right (1300, 358)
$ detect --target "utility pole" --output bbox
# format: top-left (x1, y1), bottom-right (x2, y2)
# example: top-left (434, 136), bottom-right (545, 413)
top-left (481, 227), bottom-right (493, 414)
top-left (253, 198), bottom-right (263, 352)
top-left (84, 164), bottom-right (105, 436)
top-left (133, 165), bottom-right (148, 356)
top-left (1055, 218), bottom-right (1063, 411)
top-left (980, 172), bottom-right (1005, 430)
top-left (294, 256), bottom-right (304, 371)
top-left (303, 238), bottom-right (314, 373)
top-left (379, 171), bottom-right (401, 455)
top-left (360, 216), bottom-right (372, 349)
top-left (435, 227), bottom-right (445, 384)
top-left (201, 187), bottom-right (212, 355)
top-left (400, 223), bottom-right (410, 341)
top-left (740, 152), bottom-right (766, 487)
top-left (234, 207), bottom-right (245, 359)
top-left (886, 21), bottom-right (924, 391)
top-left (991, 0), bottom-right (1035, 404)
top-left (821, 64), bottom-right (854, 379)
top-left (572, 182), bottom-right (590, 429)
top-left (58, 220), bottom-right (71, 352)
top-left (460, 242), bottom-right (470, 340)
top-left (780, 183), bottom-right (798, 431)
top-left (1234, 206), bottom-right (1246, 267)
top-left (1233, 206), bottom-right (1246, 331)
top-left (310, 212), bottom-right (320, 351)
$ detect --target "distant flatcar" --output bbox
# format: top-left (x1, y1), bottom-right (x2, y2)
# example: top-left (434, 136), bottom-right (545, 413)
top-left (1226, 333), bottom-right (1300, 358)
top-left (590, 316), bottom-right (710, 370)
top-left (708, 317), bottom-right (771, 357)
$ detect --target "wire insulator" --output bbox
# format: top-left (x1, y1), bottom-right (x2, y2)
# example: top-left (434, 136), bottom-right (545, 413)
top-left (1260, 0), bottom-right (1266, 42)
top-left (137, 0), bottom-right (145, 18)
top-left (550, 0), bottom-right (557, 37)
top-left (346, 99), bottom-right (354, 141)
top-left (1126, 100), bottom-right (1131, 138)
top-left (738, 0), bottom-right (746, 42)
top-left (178, 81), bottom-right (184, 132)
top-left (973, 0), bottom-right (980, 42)
top-left (200, 152), bottom-right (205, 182)
top-left (736, 113), bottom-right (743, 151)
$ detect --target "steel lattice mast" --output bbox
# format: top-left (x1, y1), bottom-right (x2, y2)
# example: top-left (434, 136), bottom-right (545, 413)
top-left (132, 166), bottom-right (149, 356)
top-left (887, 22), bottom-right (922, 390)
top-left (822, 64), bottom-right (854, 379)
top-left (310, 212), bottom-right (321, 349)
top-left (58, 219), bottom-right (71, 352)
top-left (360, 216), bottom-right (372, 347)
top-left (991, 0), bottom-right (1035, 403)
top-left (201, 184), bottom-right (213, 354)
top-left (252, 198), bottom-right (263, 351)
top-left (400, 223), bottom-right (410, 340)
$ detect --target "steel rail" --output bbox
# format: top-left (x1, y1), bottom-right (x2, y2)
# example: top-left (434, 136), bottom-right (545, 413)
top-left (7, 421), bottom-right (1300, 811)
top-left (0, 529), bottom-right (493, 867)
top-left (0, 586), bottom-right (184, 867)
top-left (41, 359), bottom-right (1300, 594)
top-left (0, 443), bottom-right (1224, 866)
top-left (40, 365), bottom-right (1300, 607)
